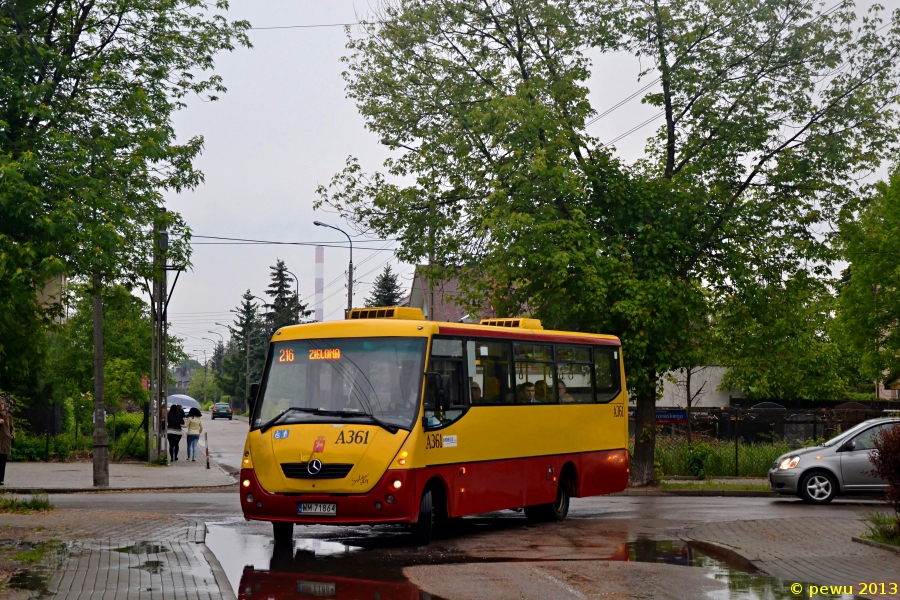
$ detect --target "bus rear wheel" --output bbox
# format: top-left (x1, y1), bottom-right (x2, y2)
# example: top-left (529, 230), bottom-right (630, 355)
top-left (410, 488), bottom-right (434, 546)
top-left (524, 478), bottom-right (570, 523)
top-left (272, 521), bottom-right (294, 543)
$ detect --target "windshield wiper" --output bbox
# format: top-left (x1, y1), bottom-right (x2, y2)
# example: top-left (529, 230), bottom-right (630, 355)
top-left (334, 410), bottom-right (400, 434)
top-left (259, 407), bottom-right (401, 434)
top-left (259, 407), bottom-right (330, 433)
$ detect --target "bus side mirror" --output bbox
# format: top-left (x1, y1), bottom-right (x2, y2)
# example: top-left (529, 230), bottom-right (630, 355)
top-left (425, 373), bottom-right (451, 413)
top-left (249, 382), bottom-right (260, 413)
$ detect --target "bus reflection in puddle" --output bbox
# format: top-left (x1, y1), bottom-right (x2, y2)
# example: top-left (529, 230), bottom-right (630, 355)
top-left (238, 540), bottom-right (420, 600)
top-left (237, 539), bottom-right (631, 600)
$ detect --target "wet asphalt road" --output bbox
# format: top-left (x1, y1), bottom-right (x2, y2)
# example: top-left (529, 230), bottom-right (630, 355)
top-left (49, 491), bottom-right (878, 599)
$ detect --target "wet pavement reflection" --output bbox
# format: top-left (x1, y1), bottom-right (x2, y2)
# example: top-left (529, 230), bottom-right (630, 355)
top-left (205, 519), bottom-right (862, 600)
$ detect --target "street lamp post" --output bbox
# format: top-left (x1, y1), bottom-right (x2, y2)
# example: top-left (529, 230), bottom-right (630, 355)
top-left (314, 221), bottom-right (353, 317)
top-left (284, 269), bottom-right (300, 298)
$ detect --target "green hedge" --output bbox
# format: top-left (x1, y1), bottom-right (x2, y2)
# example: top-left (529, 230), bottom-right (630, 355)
top-left (10, 412), bottom-right (147, 462)
top-left (653, 437), bottom-right (793, 477)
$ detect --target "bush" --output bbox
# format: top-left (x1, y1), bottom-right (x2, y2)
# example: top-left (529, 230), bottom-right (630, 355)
top-left (111, 428), bottom-right (147, 461)
top-left (871, 425), bottom-right (900, 515)
top-left (652, 436), bottom-right (793, 477)
top-left (687, 443), bottom-right (714, 479)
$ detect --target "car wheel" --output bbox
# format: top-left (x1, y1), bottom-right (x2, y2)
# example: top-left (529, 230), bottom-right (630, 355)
top-left (524, 477), bottom-right (571, 522)
top-left (272, 521), bottom-right (293, 543)
top-left (799, 471), bottom-right (838, 504)
top-left (410, 488), bottom-right (434, 546)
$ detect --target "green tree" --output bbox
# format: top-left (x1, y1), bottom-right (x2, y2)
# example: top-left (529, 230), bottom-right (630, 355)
top-left (187, 368), bottom-right (220, 405)
top-left (365, 265), bottom-right (406, 307)
top-left (317, 0), bottom-right (900, 484)
top-left (220, 290), bottom-right (267, 410)
top-left (212, 341), bottom-right (225, 376)
top-left (0, 0), bottom-right (250, 395)
top-left (45, 284), bottom-right (182, 401)
top-left (838, 167), bottom-right (900, 392)
top-left (265, 259), bottom-right (311, 332)
top-left (718, 275), bottom-right (850, 400)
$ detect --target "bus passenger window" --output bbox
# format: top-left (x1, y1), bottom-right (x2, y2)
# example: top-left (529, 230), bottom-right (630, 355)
top-left (514, 343), bottom-right (556, 404)
top-left (594, 348), bottom-right (622, 403)
top-left (556, 345), bottom-right (593, 403)
top-left (470, 341), bottom-right (513, 404)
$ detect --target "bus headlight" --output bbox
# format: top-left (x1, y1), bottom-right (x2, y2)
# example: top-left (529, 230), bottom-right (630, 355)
top-left (246, 493), bottom-right (254, 503)
top-left (242, 479), bottom-right (251, 487)
top-left (391, 479), bottom-right (402, 489)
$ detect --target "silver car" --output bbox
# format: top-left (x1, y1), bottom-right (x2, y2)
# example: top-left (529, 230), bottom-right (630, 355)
top-left (769, 417), bottom-right (899, 504)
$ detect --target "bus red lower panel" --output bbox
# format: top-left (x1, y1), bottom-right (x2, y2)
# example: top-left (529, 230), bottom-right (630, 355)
top-left (240, 468), bottom-right (418, 524)
top-left (417, 448), bottom-right (628, 519)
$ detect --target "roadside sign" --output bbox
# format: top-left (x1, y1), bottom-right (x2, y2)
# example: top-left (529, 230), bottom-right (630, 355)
top-left (627, 408), bottom-right (688, 423)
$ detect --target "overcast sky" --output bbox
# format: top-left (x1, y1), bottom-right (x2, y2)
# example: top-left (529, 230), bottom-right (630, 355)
top-left (163, 0), bottom-right (892, 363)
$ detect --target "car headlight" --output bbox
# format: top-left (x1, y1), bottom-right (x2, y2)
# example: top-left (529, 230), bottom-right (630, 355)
top-left (778, 456), bottom-right (800, 470)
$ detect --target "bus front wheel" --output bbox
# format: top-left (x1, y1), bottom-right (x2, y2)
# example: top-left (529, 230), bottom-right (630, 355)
top-left (524, 478), bottom-right (570, 522)
top-left (272, 521), bottom-right (294, 543)
top-left (410, 488), bottom-right (434, 546)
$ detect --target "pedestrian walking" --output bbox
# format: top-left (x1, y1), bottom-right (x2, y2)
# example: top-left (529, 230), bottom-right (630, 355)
top-left (166, 405), bottom-right (185, 462)
top-left (185, 407), bottom-right (203, 462)
top-left (0, 395), bottom-right (14, 485)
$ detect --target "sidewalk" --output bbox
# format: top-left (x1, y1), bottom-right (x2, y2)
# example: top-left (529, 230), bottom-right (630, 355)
top-left (2, 460), bottom-right (235, 493)
top-left (681, 518), bottom-right (900, 596)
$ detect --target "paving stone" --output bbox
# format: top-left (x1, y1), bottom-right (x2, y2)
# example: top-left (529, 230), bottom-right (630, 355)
top-left (684, 518), bottom-right (900, 598)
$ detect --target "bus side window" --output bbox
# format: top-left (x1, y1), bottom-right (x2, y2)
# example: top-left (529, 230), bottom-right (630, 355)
top-left (425, 338), bottom-right (469, 428)
top-left (470, 340), bottom-right (513, 404)
top-left (555, 345), bottom-right (593, 403)
top-left (594, 347), bottom-right (622, 403)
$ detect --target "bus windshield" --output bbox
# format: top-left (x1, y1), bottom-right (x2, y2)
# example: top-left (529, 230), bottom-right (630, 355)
top-left (254, 337), bottom-right (426, 431)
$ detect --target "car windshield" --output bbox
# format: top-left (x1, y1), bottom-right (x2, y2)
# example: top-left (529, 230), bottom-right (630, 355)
top-left (254, 337), bottom-right (426, 430)
top-left (821, 420), bottom-right (878, 447)
top-left (215, 404), bottom-right (230, 409)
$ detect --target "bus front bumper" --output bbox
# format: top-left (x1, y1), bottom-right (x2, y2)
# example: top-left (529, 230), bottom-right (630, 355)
top-left (239, 468), bottom-right (419, 525)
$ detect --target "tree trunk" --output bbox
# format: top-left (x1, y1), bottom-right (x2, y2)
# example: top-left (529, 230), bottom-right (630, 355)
top-left (630, 371), bottom-right (658, 487)
top-left (685, 368), bottom-right (692, 447)
top-left (92, 275), bottom-right (110, 486)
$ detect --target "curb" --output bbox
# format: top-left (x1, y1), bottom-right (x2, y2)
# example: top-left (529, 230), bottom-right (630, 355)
top-left (3, 483), bottom-right (238, 495)
top-left (614, 489), bottom-right (776, 497)
top-left (185, 517), bottom-right (238, 600)
top-left (680, 537), bottom-right (760, 573)
top-left (851, 536), bottom-right (900, 555)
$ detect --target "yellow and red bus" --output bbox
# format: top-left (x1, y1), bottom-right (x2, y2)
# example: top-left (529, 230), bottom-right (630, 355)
top-left (239, 307), bottom-right (628, 544)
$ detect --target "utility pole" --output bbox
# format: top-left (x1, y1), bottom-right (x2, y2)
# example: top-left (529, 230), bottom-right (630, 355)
top-left (313, 221), bottom-right (353, 317)
top-left (92, 273), bottom-right (109, 486)
top-left (149, 216), bottom-right (169, 463)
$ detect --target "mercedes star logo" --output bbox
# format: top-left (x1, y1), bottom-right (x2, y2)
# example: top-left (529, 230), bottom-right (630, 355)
top-left (307, 459), bottom-right (323, 475)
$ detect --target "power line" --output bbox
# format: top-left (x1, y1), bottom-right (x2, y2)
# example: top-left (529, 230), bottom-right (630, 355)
top-left (250, 22), bottom-right (372, 30)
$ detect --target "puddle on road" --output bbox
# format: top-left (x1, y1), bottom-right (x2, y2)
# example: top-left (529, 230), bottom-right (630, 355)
top-left (113, 542), bottom-right (169, 554)
top-left (206, 523), bottom-right (860, 600)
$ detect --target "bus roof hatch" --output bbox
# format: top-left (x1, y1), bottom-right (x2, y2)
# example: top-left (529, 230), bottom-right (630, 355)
top-left (479, 318), bottom-right (543, 330)
top-left (348, 306), bottom-right (426, 321)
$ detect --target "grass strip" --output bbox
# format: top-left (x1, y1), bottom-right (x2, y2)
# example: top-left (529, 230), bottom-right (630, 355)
top-left (0, 493), bottom-right (53, 513)
top-left (659, 481), bottom-right (771, 492)
top-left (12, 540), bottom-right (62, 564)
top-left (864, 512), bottom-right (900, 548)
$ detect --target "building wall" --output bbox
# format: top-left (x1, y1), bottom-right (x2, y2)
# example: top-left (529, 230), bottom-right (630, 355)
top-left (657, 366), bottom-right (739, 408)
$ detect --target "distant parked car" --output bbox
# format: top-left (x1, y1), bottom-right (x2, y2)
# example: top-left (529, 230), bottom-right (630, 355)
top-left (211, 403), bottom-right (233, 420)
top-left (769, 417), bottom-right (900, 504)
